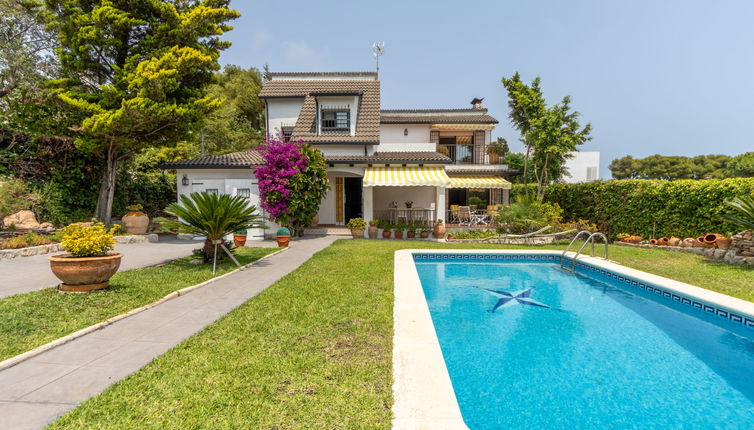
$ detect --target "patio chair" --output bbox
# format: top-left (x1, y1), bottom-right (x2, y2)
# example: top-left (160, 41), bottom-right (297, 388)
top-left (449, 204), bottom-right (460, 224)
top-left (458, 206), bottom-right (472, 226)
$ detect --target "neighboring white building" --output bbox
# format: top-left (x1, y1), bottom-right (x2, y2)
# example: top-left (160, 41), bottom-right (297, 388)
top-left (163, 72), bottom-right (517, 239)
top-left (563, 151), bottom-right (600, 183)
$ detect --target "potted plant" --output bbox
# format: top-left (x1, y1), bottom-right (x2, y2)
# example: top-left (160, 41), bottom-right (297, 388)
top-left (433, 219), bottom-right (445, 238)
top-left (48, 222), bottom-right (123, 292)
top-left (368, 219), bottom-right (380, 239)
top-left (420, 225), bottom-right (431, 239)
top-left (486, 137), bottom-right (508, 164)
top-left (394, 223), bottom-right (404, 240)
top-left (346, 217), bottom-right (366, 239)
top-left (276, 227), bottom-right (291, 247)
top-left (121, 204), bottom-right (150, 235)
top-left (406, 223), bottom-right (417, 239)
top-left (405, 201), bottom-right (413, 209)
top-left (379, 220), bottom-right (392, 239)
top-left (233, 229), bottom-right (247, 247)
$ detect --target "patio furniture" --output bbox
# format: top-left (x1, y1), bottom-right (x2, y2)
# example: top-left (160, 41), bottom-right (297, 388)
top-left (458, 206), bottom-right (472, 226)
top-left (471, 210), bottom-right (489, 226)
top-left (449, 205), bottom-right (460, 224)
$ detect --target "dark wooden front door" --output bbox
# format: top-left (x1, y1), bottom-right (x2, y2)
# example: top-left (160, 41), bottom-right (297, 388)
top-left (344, 177), bottom-right (362, 222)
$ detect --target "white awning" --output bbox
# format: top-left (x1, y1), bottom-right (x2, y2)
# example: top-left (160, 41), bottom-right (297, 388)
top-left (363, 167), bottom-right (451, 187)
top-left (432, 123), bottom-right (495, 130)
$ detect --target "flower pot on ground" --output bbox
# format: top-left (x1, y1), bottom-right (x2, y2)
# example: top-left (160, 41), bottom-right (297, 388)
top-left (420, 229), bottom-right (431, 239)
top-left (368, 220), bottom-right (379, 239)
top-left (704, 233), bottom-right (721, 247)
top-left (346, 218), bottom-right (367, 239)
top-left (682, 238), bottom-right (696, 247)
top-left (393, 227), bottom-right (404, 240)
top-left (649, 238), bottom-right (658, 245)
top-left (668, 237), bottom-right (681, 247)
top-left (694, 236), bottom-right (706, 247)
top-left (433, 220), bottom-right (446, 239)
top-left (407, 227), bottom-right (416, 239)
top-left (276, 227), bottom-right (291, 247)
top-left (233, 229), bottom-right (247, 247)
top-left (49, 222), bottom-right (122, 292)
top-left (716, 237), bottom-right (733, 250)
top-left (657, 237), bottom-right (669, 246)
top-left (379, 220), bottom-right (392, 239)
top-left (121, 204), bottom-right (150, 235)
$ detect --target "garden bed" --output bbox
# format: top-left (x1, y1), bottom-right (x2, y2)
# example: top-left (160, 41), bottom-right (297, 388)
top-left (0, 234), bottom-right (158, 260)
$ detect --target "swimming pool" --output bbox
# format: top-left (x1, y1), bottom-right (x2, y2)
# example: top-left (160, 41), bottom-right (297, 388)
top-left (394, 251), bottom-right (754, 429)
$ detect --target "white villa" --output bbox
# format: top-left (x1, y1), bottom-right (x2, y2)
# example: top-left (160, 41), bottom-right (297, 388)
top-left (163, 72), bottom-right (515, 239)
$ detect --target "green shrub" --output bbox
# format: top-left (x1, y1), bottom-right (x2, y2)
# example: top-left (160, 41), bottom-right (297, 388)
top-left (453, 229), bottom-right (497, 239)
top-left (276, 227), bottom-right (291, 236)
top-left (542, 178), bottom-right (754, 238)
top-left (721, 195), bottom-right (754, 231)
top-left (0, 177), bottom-right (38, 219)
top-left (495, 195), bottom-right (562, 234)
top-left (346, 217), bottom-right (367, 229)
top-left (0, 232), bottom-right (53, 249)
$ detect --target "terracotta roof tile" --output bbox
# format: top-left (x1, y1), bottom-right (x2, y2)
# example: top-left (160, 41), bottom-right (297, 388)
top-left (325, 151), bottom-right (451, 164)
top-left (380, 108), bottom-right (498, 124)
top-left (160, 150), bottom-right (263, 169)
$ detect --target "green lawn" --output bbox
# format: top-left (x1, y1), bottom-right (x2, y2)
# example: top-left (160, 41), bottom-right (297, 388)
top-left (48, 240), bottom-right (753, 429)
top-left (0, 247), bottom-right (277, 362)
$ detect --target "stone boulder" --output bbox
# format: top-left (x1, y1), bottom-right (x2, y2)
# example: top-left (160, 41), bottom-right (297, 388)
top-left (2, 210), bottom-right (40, 230)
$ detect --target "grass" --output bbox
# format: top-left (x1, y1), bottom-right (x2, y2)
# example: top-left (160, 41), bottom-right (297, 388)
top-left (0, 247), bottom-right (277, 362)
top-left (48, 240), bottom-right (753, 429)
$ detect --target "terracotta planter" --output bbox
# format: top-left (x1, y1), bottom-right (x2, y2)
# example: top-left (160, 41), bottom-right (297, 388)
top-left (649, 239), bottom-right (658, 245)
top-left (368, 225), bottom-right (379, 239)
top-left (716, 237), bottom-right (732, 250)
top-left (407, 231), bottom-right (416, 239)
top-left (233, 234), bottom-right (247, 247)
top-left (704, 233), bottom-right (721, 247)
top-left (682, 238), bottom-right (696, 248)
top-left (350, 228), bottom-right (365, 239)
top-left (276, 235), bottom-right (291, 247)
top-left (420, 231), bottom-right (430, 239)
top-left (121, 212), bottom-right (149, 235)
top-left (394, 231), bottom-right (404, 240)
top-left (668, 237), bottom-right (681, 247)
top-left (694, 236), bottom-right (706, 248)
top-left (433, 223), bottom-right (446, 239)
top-left (658, 237), bottom-right (669, 246)
top-left (49, 253), bottom-right (123, 292)
top-left (489, 153), bottom-right (500, 164)
top-left (310, 214), bottom-right (319, 227)
top-left (382, 230), bottom-right (391, 239)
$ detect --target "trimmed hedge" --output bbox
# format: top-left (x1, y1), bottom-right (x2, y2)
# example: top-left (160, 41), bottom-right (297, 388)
top-left (531, 179), bottom-right (754, 238)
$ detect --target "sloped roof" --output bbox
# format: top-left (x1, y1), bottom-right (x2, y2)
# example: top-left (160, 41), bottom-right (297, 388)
top-left (380, 108), bottom-right (498, 124)
top-left (259, 78), bottom-right (381, 144)
top-left (325, 151), bottom-right (451, 164)
top-left (160, 151), bottom-right (263, 169)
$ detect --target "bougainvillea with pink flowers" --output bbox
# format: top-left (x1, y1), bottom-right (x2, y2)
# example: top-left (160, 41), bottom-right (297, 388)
top-left (255, 135), bottom-right (328, 234)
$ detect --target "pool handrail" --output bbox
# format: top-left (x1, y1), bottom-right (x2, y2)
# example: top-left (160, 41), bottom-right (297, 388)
top-left (561, 230), bottom-right (592, 267)
top-left (574, 232), bottom-right (609, 263)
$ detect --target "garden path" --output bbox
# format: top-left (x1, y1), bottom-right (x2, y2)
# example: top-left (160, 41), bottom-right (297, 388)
top-left (0, 235), bottom-right (339, 430)
top-left (0, 237), bottom-right (204, 298)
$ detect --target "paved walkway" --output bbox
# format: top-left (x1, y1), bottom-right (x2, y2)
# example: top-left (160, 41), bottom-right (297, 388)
top-left (0, 237), bottom-right (203, 298)
top-left (0, 236), bottom-right (338, 430)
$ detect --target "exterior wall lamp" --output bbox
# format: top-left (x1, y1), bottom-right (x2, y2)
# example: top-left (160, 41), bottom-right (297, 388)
top-left (404, 128), bottom-right (408, 136)
top-left (182, 174), bottom-right (189, 186)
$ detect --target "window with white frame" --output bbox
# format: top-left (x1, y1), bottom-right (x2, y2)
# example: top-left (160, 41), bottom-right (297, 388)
top-left (586, 166), bottom-right (598, 181)
top-left (205, 188), bottom-right (218, 195)
top-left (280, 125), bottom-right (294, 142)
top-left (236, 188), bottom-right (250, 199)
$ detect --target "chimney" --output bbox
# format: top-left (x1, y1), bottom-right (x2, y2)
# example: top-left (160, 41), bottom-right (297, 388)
top-left (470, 97), bottom-right (485, 109)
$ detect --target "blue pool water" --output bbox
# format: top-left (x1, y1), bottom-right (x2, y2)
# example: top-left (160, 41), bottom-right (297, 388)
top-left (413, 255), bottom-right (754, 429)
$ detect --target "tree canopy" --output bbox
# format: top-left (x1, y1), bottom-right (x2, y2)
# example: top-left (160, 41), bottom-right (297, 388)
top-left (46, 0), bottom-right (240, 224)
top-left (608, 154), bottom-right (738, 180)
top-left (501, 72), bottom-right (591, 198)
top-left (727, 152), bottom-right (754, 178)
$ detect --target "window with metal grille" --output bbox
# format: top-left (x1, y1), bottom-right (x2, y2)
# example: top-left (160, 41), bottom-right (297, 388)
top-left (205, 189), bottom-right (218, 195)
top-left (281, 126), bottom-right (293, 142)
top-left (321, 106), bottom-right (350, 132)
top-left (236, 188), bottom-right (250, 198)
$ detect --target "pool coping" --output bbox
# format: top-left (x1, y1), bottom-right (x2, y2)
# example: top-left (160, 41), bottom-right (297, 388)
top-left (392, 249), bottom-right (754, 429)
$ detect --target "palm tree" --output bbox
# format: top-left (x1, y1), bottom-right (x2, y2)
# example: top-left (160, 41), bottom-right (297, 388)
top-left (166, 192), bottom-right (266, 261)
top-left (722, 195), bottom-right (754, 231)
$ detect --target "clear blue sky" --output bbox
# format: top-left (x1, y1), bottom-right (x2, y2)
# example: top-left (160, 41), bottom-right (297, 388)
top-left (220, 0), bottom-right (754, 178)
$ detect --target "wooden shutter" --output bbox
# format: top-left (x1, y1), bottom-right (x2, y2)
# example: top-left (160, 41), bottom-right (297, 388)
top-left (430, 130), bottom-right (440, 149)
top-left (489, 188), bottom-right (502, 205)
top-left (473, 130), bottom-right (486, 164)
top-left (335, 177), bottom-right (344, 224)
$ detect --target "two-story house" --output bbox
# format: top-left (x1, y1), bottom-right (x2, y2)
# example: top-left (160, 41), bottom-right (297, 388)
top-left (163, 72), bottom-right (513, 239)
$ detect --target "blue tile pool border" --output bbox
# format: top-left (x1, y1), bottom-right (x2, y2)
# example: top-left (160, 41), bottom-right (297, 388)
top-left (412, 253), bottom-right (754, 330)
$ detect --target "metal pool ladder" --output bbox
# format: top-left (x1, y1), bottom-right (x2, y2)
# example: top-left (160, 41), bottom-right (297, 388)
top-left (560, 231), bottom-right (609, 269)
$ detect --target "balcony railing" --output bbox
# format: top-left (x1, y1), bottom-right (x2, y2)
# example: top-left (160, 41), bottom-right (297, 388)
top-left (438, 144), bottom-right (474, 164)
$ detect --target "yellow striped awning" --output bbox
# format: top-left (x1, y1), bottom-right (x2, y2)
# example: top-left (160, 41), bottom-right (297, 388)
top-left (432, 123), bottom-right (495, 130)
top-left (363, 167), bottom-right (451, 187)
top-left (448, 175), bottom-right (512, 189)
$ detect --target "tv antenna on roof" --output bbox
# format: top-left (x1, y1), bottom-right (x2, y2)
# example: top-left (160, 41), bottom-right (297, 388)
top-left (372, 41), bottom-right (385, 75)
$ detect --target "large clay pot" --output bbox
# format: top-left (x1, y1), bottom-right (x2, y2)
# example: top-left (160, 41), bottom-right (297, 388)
top-left (122, 212), bottom-right (149, 235)
top-left (407, 231), bottom-right (416, 239)
top-left (694, 236), bottom-right (706, 247)
top-left (682, 238), bottom-right (696, 248)
top-left (276, 235), bottom-right (290, 247)
top-left (394, 230), bottom-right (404, 240)
top-left (233, 234), bottom-right (247, 247)
top-left (382, 230), bottom-right (391, 239)
top-left (350, 228), bottom-right (365, 239)
top-left (49, 253), bottom-right (123, 292)
top-left (716, 237), bottom-right (732, 250)
top-left (368, 225), bottom-right (378, 239)
top-left (658, 237), bottom-right (669, 246)
top-left (704, 233), bottom-right (721, 247)
top-left (668, 237), bottom-right (681, 247)
top-left (649, 238), bottom-right (658, 245)
top-left (433, 223), bottom-right (446, 239)
top-left (420, 231), bottom-right (430, 239)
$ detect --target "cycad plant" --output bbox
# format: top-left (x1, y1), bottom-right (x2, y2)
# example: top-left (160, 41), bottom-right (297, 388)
top-left (166, 192), bottom-right (266, 261)
top-left (722, 195), bottom-right (754, 232)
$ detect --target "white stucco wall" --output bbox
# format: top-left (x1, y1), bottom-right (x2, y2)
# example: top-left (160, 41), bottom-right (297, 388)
top-left (378, 124), bottom-right (434, 152)
top-left (372, 186), bottom-right (436, 213)
top-left (315, 145), bottom-right (372, 156)
top-left (563, 151), bottom-right (600, 183)
top-left (317, 168), bottom-right (365, 225)
top-left (267, 98), bottom-right (304, 137)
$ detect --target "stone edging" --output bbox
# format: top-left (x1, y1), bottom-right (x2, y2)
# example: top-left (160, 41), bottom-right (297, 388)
top-left (0, 246), bottom-right (288, 372)
top-left (614, 241), bottom-right (754, 265)
top-left (0, 234), bottom-right (158, 261)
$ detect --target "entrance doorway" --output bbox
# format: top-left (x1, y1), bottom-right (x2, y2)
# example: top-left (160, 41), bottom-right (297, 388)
top-left (344, 177), bottom-right (363, 222)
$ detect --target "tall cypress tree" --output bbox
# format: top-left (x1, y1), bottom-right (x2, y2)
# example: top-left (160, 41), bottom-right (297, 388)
top-left (46, 0), bottom-right (239, 224)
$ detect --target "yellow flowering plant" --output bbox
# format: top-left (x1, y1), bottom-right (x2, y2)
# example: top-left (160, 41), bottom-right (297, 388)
top-left (60, 222), bottom-right (117, 257)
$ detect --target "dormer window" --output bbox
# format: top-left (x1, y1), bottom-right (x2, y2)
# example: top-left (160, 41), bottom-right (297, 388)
top-left (280, 125), bottom-right (294, 142)
top-left (321, 105), bottom-right (350, 132)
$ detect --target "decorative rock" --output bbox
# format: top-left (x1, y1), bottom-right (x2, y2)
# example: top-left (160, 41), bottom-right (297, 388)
top-left (712, 249), bottom-right (727, 259)
top-left (2, 210), bottom-right (40, 230)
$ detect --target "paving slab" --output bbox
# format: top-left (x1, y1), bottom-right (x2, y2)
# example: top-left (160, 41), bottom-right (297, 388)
top-left (0, 236), bottom-right (338, 429)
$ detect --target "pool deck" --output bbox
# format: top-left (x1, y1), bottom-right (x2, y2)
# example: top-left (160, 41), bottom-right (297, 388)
top-left (392, 249), bottom-right (754, 429)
